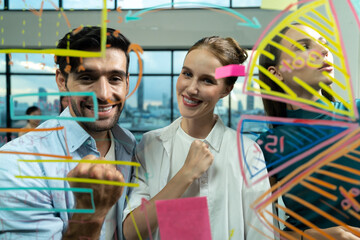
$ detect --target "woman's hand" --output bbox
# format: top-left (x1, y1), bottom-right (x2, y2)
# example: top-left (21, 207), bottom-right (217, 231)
top-left (304, 226), bottom-right (360, 240)
top-left (181, 140), bottom-right (214, 182)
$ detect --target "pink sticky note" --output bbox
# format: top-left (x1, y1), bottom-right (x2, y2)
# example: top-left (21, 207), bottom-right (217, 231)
top-left (215, 64), bottom-right (245, 79)
top-left (155, 197), bottom-right (212, 240)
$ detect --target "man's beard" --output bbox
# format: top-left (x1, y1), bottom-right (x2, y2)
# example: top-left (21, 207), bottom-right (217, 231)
top-left (70, 97), bottom-right (122, 132)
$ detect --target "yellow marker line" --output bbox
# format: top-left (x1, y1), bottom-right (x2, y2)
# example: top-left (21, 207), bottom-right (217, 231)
top-left (125, 195), bottom-right (143, 240)
top-left (310, 9), bottom-right (334, 28)
top-left (259, 50), bottom-right (275, 61)
top-left (252, 78), bottom-right (271, 91)
top-left (306, 176), bottom-right (337, 191)
top-left (17, 159), bottom-right (141, 167)
top-left (0, 49), bottom-right (102, 57)
top-left (276, 203), bottom-right (333, 240)
top-left (298, 15), bottom-right (333, 37)
top-left (324, 0), bottom-right (336, 30)
top-left (257, 64), bottom-right (297, 97)
top-left (324, 2), bottom-right (352, 82)
top-left (269, 40), bottom-right (296, 58)
top-left (300, 181), bottom-right (338, 201)
top-left (277, 32), bottom-right (306, 52)
top-left (322, 71), bottom-right (346, 90)
top-left (288, 24), bottom-right (341, 58)
top-left (292, 76), bottom-right (332, 107)
top-left (330, 63), bottom-right (350, 79)
top-left (258, 88), bottom-right (337, 111)
top-left (247, 50), bottom-right (263, 79)
top-left (15, 176), bottom-right (140, 187)
top-left (101, 0), bottom-right (107, 58)
top-left (228, 229), bottom-right (234, 240)
top-left (319, 82), bottom-right (351, 110)
top-left (316, 169), bottom-right (360, 184)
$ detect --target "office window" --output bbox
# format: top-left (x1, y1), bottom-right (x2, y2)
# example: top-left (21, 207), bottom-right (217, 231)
top-left (0, 76), bottom-right (5, 128)
top-left (0, 76), bottom-right (6, 147)
top-left (0, 54), bottom-right (5, 72)
top-left (11, 75), bottom-right (58, 128)
top-left (121, 76), bottom-right (171, 131)
top-left (172, 76), bottom-right (180, 120)
top-left (128, 52), bottom-right (140, 74)
top-left (9, 0), bottom-right (57, 10)
top-left (174, 0), bottom-right (230, 8)
top-left (232, 0), bottom-right (262, 7)
top-left (231, 50), bottom-right (265, 132)
top-left (63, 0), bottom-right (115, 10)
top-left (142, 51), bottom-right (171, 74)
top-left (1, 49), bottom-right (265, 143)
top-left (0, 1), bottom-right (4, 10)
top-left (230, 77), bottom-right (265, 129)
top-left (173, 51), bottom-right (187, 74)
top-left (11, 53), bottom-right (56, 74)
top-left (118, 0), bottom-right (171, 9)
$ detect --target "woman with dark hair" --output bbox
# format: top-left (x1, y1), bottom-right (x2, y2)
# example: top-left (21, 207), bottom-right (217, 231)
top-left (19, 106), bottom-right (41, 136)
top-left (257, 23), bottom-right (360, 239)
top-left (123, 36), bottom-right (273, 240)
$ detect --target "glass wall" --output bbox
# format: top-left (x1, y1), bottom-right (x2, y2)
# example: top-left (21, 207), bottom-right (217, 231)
top-left (7, 0), bottom-right (261, 10)
top-left (0, 49), bottom-right (263, 144)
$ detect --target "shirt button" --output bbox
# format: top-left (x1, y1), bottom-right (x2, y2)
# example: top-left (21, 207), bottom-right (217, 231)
top-left (86, 140), bottom-right (91, 145)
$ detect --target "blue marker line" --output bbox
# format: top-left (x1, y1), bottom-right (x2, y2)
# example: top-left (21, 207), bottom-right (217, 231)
top-left (240, 118), bottom-right (349, 178)
top-left (301, 127), bottom-right (320, 140)
top-left (10, 92), bottom-right (98, 122)
top-left (291, 127), bottom-right (313, 143)
top-left (281, 129), bottom-right (304, 145)
top-left (255, 157), bottom-right (266, 163)
top-left (0, 187), bottom-right (95, 213)
top-left (125, 2), bottom-right (261, 28)
top-left (286, 140), bottom-right (301, 151)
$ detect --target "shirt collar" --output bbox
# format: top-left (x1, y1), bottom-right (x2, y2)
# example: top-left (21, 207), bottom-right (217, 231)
top-left (204, 116), bottom-right (225, 152)
top-left (58, 108), bottom-right (135, 154)
top-left (160, 115), bottom-right (225, 152)
top-left (111, 125), bottom-right (135, 154)
top-left (58, 108), bottom-right (92, 153)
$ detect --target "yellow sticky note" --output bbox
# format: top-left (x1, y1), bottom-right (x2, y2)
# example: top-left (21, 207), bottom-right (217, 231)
top-left (261, 0), bottom-right (298, 11)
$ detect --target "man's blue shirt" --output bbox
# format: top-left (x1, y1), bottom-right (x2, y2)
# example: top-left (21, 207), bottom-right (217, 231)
top-left (0, 108), bottom-right (136, 239)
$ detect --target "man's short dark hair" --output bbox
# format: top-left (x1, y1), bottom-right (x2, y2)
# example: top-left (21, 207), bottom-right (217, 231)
top-left (55, 26), bottom-right (131, 80)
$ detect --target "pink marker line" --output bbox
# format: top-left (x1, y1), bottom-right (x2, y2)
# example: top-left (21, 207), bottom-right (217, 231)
top-left (140, 198), bottom-right (153, 240)
top-left (215, 64), bottom-right (245, 79)
top-left (340, 186), bottom-right (360, 212)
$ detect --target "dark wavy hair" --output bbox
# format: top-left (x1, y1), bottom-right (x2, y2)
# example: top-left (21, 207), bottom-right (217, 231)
top-left (55, 26), bottom-right (131, 81)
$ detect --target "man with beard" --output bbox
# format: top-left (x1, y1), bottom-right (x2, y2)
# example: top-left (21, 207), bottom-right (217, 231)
top-left (0, 26), bottom-right (136, 240)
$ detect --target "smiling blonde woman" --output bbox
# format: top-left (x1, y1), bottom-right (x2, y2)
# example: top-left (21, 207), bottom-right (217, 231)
top-left (123, 36), bottom-right (274, 240)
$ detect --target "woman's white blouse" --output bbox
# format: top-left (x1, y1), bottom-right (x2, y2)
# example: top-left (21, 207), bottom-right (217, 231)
top-left (123, 117), bottom-right (274, 240)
